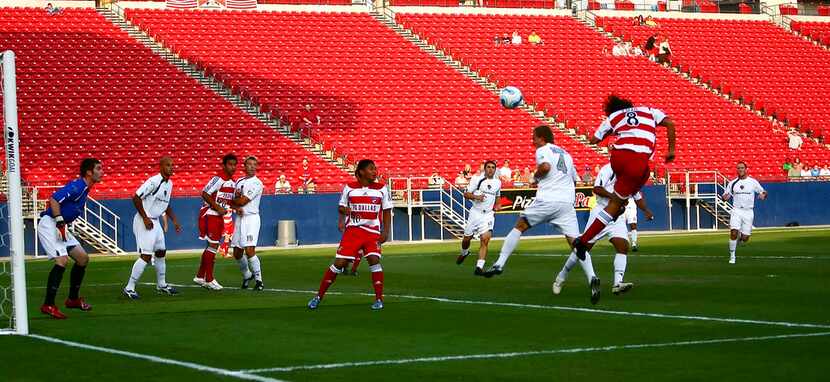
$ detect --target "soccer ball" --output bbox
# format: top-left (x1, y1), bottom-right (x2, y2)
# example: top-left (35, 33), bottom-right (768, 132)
top-left (499, 86), bottom-right (524, 109)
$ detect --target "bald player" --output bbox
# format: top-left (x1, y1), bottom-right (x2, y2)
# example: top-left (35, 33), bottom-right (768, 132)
top-left (123, 157), bottom-right (183, 299)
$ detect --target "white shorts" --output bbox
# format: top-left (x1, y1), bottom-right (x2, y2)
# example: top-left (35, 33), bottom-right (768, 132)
top-left (586, 208), bottom-right (628, 244)
top-left (624, 206), bottom-right (637, 225)
top-left (464, 209), bottom-right (495, 238)
top-left (729, 208), bottom-right (754, 236)
top-left (520, 200), bottom-right (579, 238)
top-left (37, 215), bottom-right (81, 259)
top-left (133, 214), bottom-right (166, 255)
top-left (232, 214), bottom-right (261, 248)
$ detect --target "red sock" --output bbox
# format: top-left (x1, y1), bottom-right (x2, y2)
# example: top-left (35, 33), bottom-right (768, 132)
top-left (203, 250), bottom-right (217, 282)
top-left (351, 257), bottom-right (361, 273)
top-left (582, 208), bottom-right (615, 243)
top-left (371, 271), bottom-right (384, 301)
top-left (317, 265), bottom-right (340, 298)
top-left (197, 249), bottom-right (209, 279)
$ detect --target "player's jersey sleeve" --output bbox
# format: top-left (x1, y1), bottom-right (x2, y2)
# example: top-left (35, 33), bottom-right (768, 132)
top-left (536, 146), bottom-right (554, 167)
top-left (650, 108), bottom-right (667, 125)
top-left (594, 117), bottom-right (614, 141)
top-left (565, 154), bottom-right (578, 182)
top-left (381, 186), bottom-right (393, 210)
top-left (338, 186), bottom-right (350, 208)
top-left (135, 176), bottom-right (158, 199)
top-left (466, 176), bottom-right (478, 193)
top-left (723, 179), bottom-right (736, 197)
top-left (202, 176), bottom-right (222, 194)
top-left (243, 180), bottom-right (263, 200)
top-left (51, 180), bottom-right (82, 204)
top-left (753, 179), bottom-right (766, 194)
top-left (495, 179), bottom-right (502, 196)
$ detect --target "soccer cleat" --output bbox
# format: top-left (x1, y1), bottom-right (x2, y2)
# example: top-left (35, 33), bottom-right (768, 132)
top-left (40, 304), bottom-right (67, 319)
top-left (729, 256), bottom-right (736, 264)
top-left (156, 285), bottom-right (179, 295)
top-left (612, 282), bottom-right (634, 295)
top-left (253, 280), bottom-right (264, 291)
top-left (65, 297), bottom-right (92, 311)
top-left (573, 238), bottom-right (587, 260)
top-left (307, 295), bottom-right (321, 310)
top-left (241, 274), bottom-right (255, 289)
top-left (552, 277), bottom-right (565, 295)
top-left (456, 252), bottom-right (469, 265)
top-left (589, 277), bottom-right (601, 305)
top-left (483, 265), bottom-right (503, 278)
top-left (631, 245), bottom-right (639, 252)
top-left (474, 267), bottom-right (485, 276)
top-left (122, 288), bottom-right (140, 300)
top-left (193, 277), bottom-right (207, 287)
top-left (371, 299), bottom-right (384, 310)
top-left (205, 279), bottom-right (223, 291)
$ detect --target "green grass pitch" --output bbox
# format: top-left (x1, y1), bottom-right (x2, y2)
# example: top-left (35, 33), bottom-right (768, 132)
top-left (2, 228), bottom-right (829, 381)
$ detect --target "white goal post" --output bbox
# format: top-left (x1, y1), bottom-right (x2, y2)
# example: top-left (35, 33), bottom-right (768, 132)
top-left (1, 50), bottom-right (29, 335)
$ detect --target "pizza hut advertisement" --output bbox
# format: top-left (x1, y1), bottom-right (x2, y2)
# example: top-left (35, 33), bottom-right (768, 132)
top-left (496, 187), bottom-right (594, 213)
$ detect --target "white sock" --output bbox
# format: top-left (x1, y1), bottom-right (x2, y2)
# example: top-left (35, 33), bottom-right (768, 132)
top-left (126, 258), bottom-right (147, 290)
top-left (249, 255), bottom-right (262, 282)
top-left (613, 253), bottom-right (627, 285)
top-left (461, 248), bottom-right (469, 257)
top-left (494, 228), bottom-right (522, 268)
top-left (154, 256), bottom-right (167, 288)
top-left (557, 251), bottom-right (579, 281)
top-left (476, 259), bottom-right (485, 269)
top-left (237, 255), bottom-right (252, 279)
top-left (630, 230), bottom-right (638, 246)
top-left (579, 252), bottom-right (597, 282)
top-left (729, 239), bottom-right (737, 257)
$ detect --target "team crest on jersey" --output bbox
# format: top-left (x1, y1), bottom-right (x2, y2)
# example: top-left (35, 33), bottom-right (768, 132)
top-left (740, 185), bottom-right (745, 189)
top-left (487, 185), bottom-right (492, 190)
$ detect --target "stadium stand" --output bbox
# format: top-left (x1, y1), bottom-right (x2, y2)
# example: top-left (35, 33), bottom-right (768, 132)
top-left (791, 20), bottom-right (830, 48)
top-left (124, 9), bottom-right (608, 181)
top-left (0, 7), bottom-right (350, 198)
top-left (597, 17), bottom-right (830, 149)
top-left (396, 13), bottom-right (830, 179)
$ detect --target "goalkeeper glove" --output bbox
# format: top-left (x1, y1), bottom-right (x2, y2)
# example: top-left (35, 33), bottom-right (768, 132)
top-left (54, 215), bottom-right (67, 242)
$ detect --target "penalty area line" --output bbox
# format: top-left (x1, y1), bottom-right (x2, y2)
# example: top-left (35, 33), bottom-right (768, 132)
top-left (27, 334), bottom-right (289, 382)
top-left (240, 331), bottom-right (830, 373)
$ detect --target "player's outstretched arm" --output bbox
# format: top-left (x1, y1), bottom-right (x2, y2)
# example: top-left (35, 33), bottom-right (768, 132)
top-left (165, 205), bottom-right (182, 233)
top-left (380, 209), bottom-right (391, 244)
top-left (661, 118), bottom-right (677, 163)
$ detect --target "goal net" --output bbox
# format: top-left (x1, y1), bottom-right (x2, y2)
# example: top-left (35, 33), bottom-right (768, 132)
top-left (1, 50), bottom-right (28, 335)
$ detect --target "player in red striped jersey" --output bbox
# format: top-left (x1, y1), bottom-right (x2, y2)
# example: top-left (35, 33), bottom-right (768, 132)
top-left (194, 153), bottom-right (238, 290)
top-left (574, 94), bottom-right (676, 260)
top-left (308, 159), bottom-right (392, 310)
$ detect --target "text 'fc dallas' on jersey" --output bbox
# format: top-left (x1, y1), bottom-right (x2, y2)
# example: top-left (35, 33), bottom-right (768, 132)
top-left (202, 173), bottom-right (236, 216)
top-left (339, 181), bottom-right (393, 235)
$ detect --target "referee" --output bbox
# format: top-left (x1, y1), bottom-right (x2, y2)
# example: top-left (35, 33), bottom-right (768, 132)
top-left (39, 158), bottom-right (103, 319)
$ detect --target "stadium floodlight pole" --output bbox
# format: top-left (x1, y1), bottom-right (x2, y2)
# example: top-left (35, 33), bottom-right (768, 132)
top-left (2, 50), bottom-right (28, 335)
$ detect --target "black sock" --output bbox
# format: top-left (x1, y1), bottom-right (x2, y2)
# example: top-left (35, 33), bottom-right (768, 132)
top-left (44, 264), bottom-right (66, 306)
top-left (68, 264), bottom-right (87, 300)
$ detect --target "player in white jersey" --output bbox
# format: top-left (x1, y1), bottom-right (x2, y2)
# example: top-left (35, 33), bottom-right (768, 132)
top-left (723, 162), bottom-right (767, 264)
top-left (457, 160), bottom-right (502, 275)
top-left (231, 157), bottom-right (266, 290)
top-left (624, 198), bottom-right (641, 251)
top-left (123, 157), bottom-right (183, 299)
top-left (553, 163), bottom-right (654, 296)
top-left (484, 125), bottom-right (601, 304)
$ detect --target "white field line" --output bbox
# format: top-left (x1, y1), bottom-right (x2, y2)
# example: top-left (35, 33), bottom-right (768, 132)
top-left (240, 331), bottom-right (830, 373)
top-left (27, 334), bottom-right (289, 382)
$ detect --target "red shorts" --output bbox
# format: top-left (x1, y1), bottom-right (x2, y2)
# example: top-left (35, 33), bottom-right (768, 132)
top-left (198, 207), bottom-right (225, 244)
top-left (610, 149), bottom-right (651, 198)
top-left (336, 227), bottom-right (382, 261)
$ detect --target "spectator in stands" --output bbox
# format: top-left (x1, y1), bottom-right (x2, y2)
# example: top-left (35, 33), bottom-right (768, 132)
top-left (499, 160), bottom-right (512, 181)
top-left (810, 164), bottom-right (821, 178)
top-left (644, 15), bottom-right (659, 27)
top-left (428, 171), bottom-right (444, 188)
top-left (644, 34), bottom-right (659, 61)
top-left (454, 172), bottom-right (469, 188)
top-left (612, 42), bottom-right (628, 57)
top-left (511, 31), bottom-right (522, 45)
top-left (787, 130), bottom-right (803, 150)
top-left (528, 30), bottom-right (543, 45)
top-left (657, 37), bottom-right (672, 65)
top-left (511, 170), bottom-right (523, 186)
top-left (801, 163), bottom-right (812, 178)
top-left (501, 33), bottom-right (511, 45)
top-left (789, 157), bottom-right (803, 178)
top-left (476, 162), bottom-right (486, 177)
top-left (782, 158), bottom-right (793, 176)
top-left (463, 163), bottom-right (473, 181)
top-left (593, 164), bottom-right (601, 176)
top-left (630, 43), bottom-right (644, 56)
top-left (821, 164), bottom-right (830, 177)
top-left (300, 104), bottom-right (321, 139)
top-left (581, 166), bottom-right (594, 185)
top-left (46, 3), bottom-right (62, 16)
top-left (493, 35), bottom-right (502, 46)
top-left (633, 15), bottom-right (645, 26)
top-left (297, 158), bottom-right (315, 193)
top-left (274, 174), bottom-right (292, 194)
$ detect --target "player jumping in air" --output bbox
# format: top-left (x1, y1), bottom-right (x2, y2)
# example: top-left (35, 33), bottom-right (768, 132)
top-left (308, 159), bottom-right (392, 310)
top-left (123, 157), bottom-right (182, 299)
top-left (723, 162), bottom-right (767, 264)
top-left (195, 153), bottom-right (238, 291)
top-left (573, 94), bottom-right (676, 261)
top-left (457, 160), bottom-right (502, 275)
top-left (39, 158), bottom-right (103, 319)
